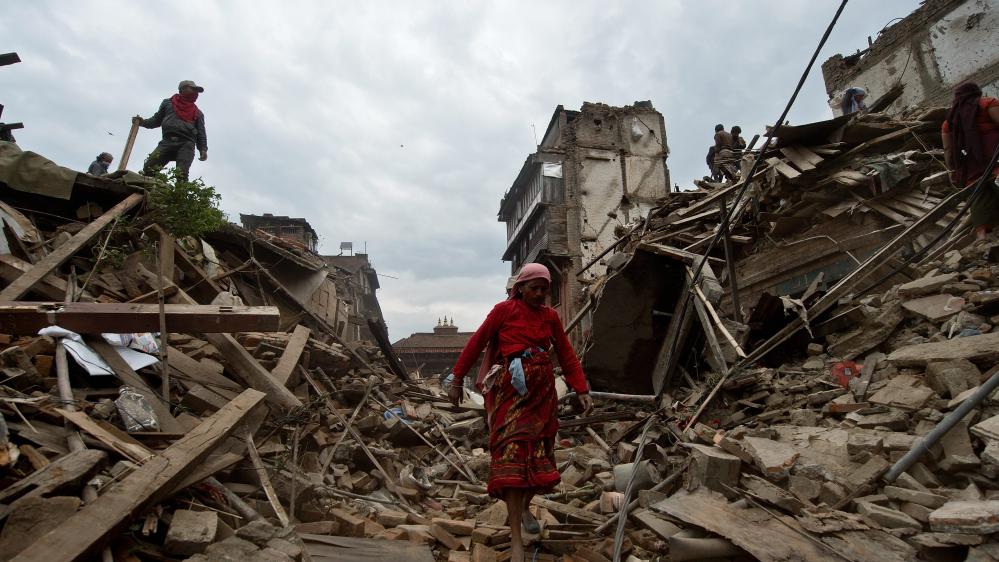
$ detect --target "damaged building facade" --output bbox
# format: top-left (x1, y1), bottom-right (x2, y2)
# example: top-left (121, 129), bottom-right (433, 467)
top-left (498, 102), bottom-right (670, 327)
top-left (823, 0), bottom-right (999, 115)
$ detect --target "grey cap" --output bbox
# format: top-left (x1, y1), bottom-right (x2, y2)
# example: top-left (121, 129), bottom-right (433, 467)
top-left (178, 80), bottom-right (204, 92)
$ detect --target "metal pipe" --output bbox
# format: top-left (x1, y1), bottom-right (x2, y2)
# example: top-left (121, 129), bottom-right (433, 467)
top-left (885, 368), bottom-right (999, 482)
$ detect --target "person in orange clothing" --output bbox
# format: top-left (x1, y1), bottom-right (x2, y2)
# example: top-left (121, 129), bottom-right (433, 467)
top-left (942, 82), bottom-right (999, 239)
top-left (450, 263), bottom-right (592, 562)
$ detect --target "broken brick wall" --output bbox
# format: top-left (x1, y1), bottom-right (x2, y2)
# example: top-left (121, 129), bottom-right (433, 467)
top-left (822, 0), bottom-right (999, 115)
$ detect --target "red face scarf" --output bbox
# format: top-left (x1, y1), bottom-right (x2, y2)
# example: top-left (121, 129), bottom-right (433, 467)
top-left (170, 92), bottom-right (199, 123)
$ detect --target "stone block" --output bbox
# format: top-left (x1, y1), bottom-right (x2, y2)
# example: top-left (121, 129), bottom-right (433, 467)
top-left (884, 486), bottom-right (948, 508)
top-left (847, 410), bottom-right (908, 430)
top-left (686, 444), bottom-right (741, 497)
top-left (902, 294), bottom-right (965, 321)
top-left (846, 431), bottom-right (883, 457)
top-left (742, 437), bottom-right (798, 481)
top-left (789, 474), bottom-right (821, 501)
top-left (164, 509), bottom-right (219, 556)
top-left (925, 359), bottom-right (981, 399)
top-left (971, 413), bottom-right (999, 441)
top-left (378, 510), bottom-right (409, 527)
top-left (898, 273), bottom-right (959, 298)
top-left (867, 374), bottom-right (936, 410)
top-left (432, 518), bottom-right (475, 536)
top-left (0, 496), bottom-right (80, 558)
top-left (908, 532), bottom-right (984, 548)
top-left (856, 501), bottom-right (922, 530)
top-left (329, 508), bottom-right (366, 537)
top-left (938, 420), bottom-right (981, 473)
top-left (806, 343), bottom-right (824, 356)
top-left (929, 501), bottom-right (999, 534)
top-left (899, 502), bottom-right (934, 524)
top-left (789, 409), bottom-right (818, 426)
top-left (266, 538), bottom-right (303, 561)
top-left (847, 455), bottom-right (891, 491)
top-left (430, 522), bottom-right (464, 550)
top-left (888, 332), bottom-right (999, 368)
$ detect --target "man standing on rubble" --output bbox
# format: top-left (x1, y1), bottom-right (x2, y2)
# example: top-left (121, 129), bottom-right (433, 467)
top-left (134, 80), bottom-right (207, 181)
top-left (87, 152), bottom-right (113, 176)
top-left (713, 124), bottom-right (737, 182)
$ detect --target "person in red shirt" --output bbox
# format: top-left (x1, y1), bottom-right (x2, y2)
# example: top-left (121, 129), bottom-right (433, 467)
top-left (450, 263), bottom-right (591, 561)
top-left (941, 81), bottom-right (999, 239)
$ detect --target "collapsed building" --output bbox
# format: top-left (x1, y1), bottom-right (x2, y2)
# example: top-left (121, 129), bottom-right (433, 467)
top-left (6, 1), bottom-right (999, 559)
top-left (498, 101), bottom-right (670, 336)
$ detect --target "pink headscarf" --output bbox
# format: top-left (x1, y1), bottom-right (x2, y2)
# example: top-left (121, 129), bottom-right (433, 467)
top-left (509, 263), bottom-right (551, 299)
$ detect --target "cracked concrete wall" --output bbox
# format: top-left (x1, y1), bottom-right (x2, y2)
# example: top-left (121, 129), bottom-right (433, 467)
top-left (822, 0), bottom-right (999, 115)
top-left (569, 105), bottom-right (669, 287)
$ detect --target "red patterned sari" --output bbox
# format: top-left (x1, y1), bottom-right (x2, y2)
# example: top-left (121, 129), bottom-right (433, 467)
top-left (484, 354), bottom-right (560, 497)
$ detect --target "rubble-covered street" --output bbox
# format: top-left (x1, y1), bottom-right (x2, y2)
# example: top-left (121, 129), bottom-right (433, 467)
top-left (4, 0), bottom-right (999, 561)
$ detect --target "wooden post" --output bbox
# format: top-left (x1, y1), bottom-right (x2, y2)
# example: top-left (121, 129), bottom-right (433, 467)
top-left (156, 240), bottom-right (170, 401)
top-left (118, 120), bottom-right (140, 172)
top-left (719, 196), bottom-right (742, 323)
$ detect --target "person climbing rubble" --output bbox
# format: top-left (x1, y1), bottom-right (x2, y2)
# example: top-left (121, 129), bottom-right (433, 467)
top-left (134, 80), bottom-right (208, 181)
top-left (841, 86), bottom-right (868, 115)
top-left (86, 152), bottom-right (113, 176)
top-left (713, 124), bottom-right (738, 182)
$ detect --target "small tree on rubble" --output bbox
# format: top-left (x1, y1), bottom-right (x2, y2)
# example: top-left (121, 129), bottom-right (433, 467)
top-left (147, 168), bottom-right (227, 239)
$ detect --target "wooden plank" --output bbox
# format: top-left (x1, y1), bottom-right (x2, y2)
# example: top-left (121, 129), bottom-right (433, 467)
top-left (13, 389), bottom-right (267, 562)
top-left (166, 347), bottom-right (241, 395)
top-left (0, 302), bottom-right (280, 334)
top-left (779, 147), bottom-right (816, 171)
top-left (0, 193), bottom-right (143, 301)
top-left (271, 325), bottom-right (311, 386)
top-left (56, 409), bottom-right (152, 463)
top-left (854, 194), bottom-right (909, 225)
top-left (0, 255), bottom-right (67, 300)
top-left (0, 449), bottom-right (106, 504)
top-left (245, 432), bottom-right (290, 526)
top-left (792, 145), bottom-right (824, 166)
top-left (203, 331), bottom-right (303, 410)
top-left (83, 335), bottom-right (184, 434)
top-left (765, 157), bottom-right (801, 179)
top-left (532, 496), bottom-right (607, 525)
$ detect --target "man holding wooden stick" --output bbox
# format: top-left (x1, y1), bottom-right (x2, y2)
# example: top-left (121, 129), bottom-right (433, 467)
top-left (133, 80), bottom-right (208, 181)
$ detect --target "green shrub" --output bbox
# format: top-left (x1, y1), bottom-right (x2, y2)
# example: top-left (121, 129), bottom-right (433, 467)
top-left (147, 168), bottom-right (227, 239)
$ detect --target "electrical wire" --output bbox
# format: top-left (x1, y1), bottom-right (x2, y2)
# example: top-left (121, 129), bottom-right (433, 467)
top-left (610, 3), bottom-right (852, 560)
top-left (660, 0), bottom-right (850, 402)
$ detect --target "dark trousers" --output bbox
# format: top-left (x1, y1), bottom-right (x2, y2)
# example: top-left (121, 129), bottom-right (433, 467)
top-left (142, 137), bottom-right (195, 180)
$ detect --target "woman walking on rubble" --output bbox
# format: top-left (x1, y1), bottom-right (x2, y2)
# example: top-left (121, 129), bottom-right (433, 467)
top-left (449, 263), bottom-right (592, 562)
top-left (941, 81), bottom-right (999, 240)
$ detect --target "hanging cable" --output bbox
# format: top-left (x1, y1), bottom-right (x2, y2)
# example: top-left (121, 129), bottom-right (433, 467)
top-left (609, 1), bottom-right (852, 560)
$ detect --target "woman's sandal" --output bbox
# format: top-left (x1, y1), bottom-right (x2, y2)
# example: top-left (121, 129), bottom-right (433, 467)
top-left (522, 509), bottom-right (540, 534)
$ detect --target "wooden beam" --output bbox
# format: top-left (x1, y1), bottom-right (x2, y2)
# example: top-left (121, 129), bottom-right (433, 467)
top-left (83, 335), bottom-right (185, 433)
top-left (12, 389), bottom-right (266, 562)
top-left (56, 409), bottom-right (152, 463)
top-left (271, 325), bottom-right (311, 386)
top-left (0, 193), bottom-right (144, 301)
top-left (0, 302), bottom-right (280, 334)
top-left (0, 254), bottom-right (67, 300)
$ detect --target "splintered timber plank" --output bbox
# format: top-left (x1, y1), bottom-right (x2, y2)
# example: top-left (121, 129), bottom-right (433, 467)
top-left (0, 302), bottom-right (281, 334)
top-left (12, 389), bottom-right (267, 562)
top-left (271, 325), bottom-right (311, 386)
top-left (0, 193), bottom-right (144, 301)
top-left (765, 157), bottom-right (801, 179)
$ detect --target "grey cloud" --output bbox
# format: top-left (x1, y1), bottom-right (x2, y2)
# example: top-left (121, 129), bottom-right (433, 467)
top-left (5, 0), bottom-right (921, 340)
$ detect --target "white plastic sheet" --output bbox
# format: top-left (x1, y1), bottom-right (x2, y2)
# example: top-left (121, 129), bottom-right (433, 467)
top-left (38, 326), bottom-right (160, 376)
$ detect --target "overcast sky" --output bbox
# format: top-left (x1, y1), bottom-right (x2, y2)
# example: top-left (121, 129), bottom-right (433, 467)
top-left (5, 0), bottom-right (922, 341)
